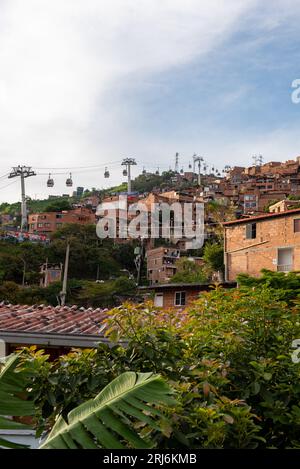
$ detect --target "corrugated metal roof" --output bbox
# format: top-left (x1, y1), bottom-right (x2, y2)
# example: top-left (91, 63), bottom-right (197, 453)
top-left (0, 303), bottom-right (107, 336)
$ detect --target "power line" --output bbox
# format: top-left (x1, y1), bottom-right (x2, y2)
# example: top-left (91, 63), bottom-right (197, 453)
top-left (0, 179), bottom-right (19, 191)
top-left (35, 161), bottom-right (123, 170)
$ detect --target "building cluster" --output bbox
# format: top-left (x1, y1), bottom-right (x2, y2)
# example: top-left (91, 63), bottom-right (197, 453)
top-left (2, 160), bottom-right (300, 449)
top-left (218, 158), bottom-right (300, 214)
top-left (1, 156), bottom-right (300, 311)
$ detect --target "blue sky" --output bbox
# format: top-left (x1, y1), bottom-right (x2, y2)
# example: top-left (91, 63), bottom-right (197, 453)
top-left (1, 0), bottom-right (300, 201)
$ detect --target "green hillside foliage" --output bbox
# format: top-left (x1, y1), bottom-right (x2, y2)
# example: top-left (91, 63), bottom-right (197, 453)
top-left (0, 224), bottom-right (137, 306)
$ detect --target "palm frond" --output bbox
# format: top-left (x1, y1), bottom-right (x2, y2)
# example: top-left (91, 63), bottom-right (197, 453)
top-left (0, 353), bottom-right (35, 448)
top-left (40, 371), bottom-right (176, 449)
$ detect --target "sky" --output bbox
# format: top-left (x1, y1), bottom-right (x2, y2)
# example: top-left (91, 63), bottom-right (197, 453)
top-left (1, 0), bottom-right (300, 201)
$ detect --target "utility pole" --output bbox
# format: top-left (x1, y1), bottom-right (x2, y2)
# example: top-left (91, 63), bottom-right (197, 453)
top-left (174, 152), bottom-right (179, 173)
top-left (252, 154), bottom-right (263, 166)
top-left (193, 155), bottom-right (204, 186)
top-left (21, 258), bottom-right (26, 287)
top-left (8, 166), bottom-right (36, 232)
top-left (122, 158), bottom-right (137, 194)
top-left (59, 241), bottom-right (70, 306)
top-left (135, 238), bottom-right (145, 286)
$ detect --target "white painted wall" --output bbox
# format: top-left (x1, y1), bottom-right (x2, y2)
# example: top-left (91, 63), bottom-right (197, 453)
top-left (0, 430), bottom-right (40, 449)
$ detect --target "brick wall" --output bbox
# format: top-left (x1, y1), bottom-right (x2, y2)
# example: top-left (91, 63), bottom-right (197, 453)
top-left (224, 212), bottom-right (300, 280)
top-left (161, 289), bottom-right (200, 308)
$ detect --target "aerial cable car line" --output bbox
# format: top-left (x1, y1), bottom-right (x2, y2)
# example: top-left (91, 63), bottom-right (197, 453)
top-left (37, 162), bottom-right (123, 176)
top-left (0, 179), bottom-right (19, 191)
top-left (35, 161), bottom-right (123, 170)
top-left (0, 173), bottom-right (10, 180)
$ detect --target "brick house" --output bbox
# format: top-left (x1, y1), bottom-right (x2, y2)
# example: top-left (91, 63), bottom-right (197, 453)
top-left (146, 246), bottom-right (180, 284)
top-left (28, 207), bottom-right (96, 234)
top-left (269, 199), bottom-right (300, 213)
top-left (139, 282), bottom-right (236, 308)
top-left (223, 208), bottom-right (300, 281)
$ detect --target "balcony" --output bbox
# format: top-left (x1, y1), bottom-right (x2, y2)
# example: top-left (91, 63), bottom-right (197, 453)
top-left (277, 264), bottom-right (293, 272)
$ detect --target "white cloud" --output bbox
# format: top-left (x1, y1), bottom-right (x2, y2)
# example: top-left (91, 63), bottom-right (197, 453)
top-left (1, 0), bottom-right (291, 201)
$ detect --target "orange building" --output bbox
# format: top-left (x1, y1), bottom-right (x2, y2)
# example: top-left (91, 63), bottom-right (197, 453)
top-left (28, 208), bottom-right (96, 234)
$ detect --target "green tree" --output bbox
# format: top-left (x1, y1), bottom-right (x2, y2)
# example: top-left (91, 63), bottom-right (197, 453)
top-left (203, 243), bottom-right (224, 272)
top-left (44, 199), bottom-right (72, 212)
top-left (171, 257), bottom-right (207, 284)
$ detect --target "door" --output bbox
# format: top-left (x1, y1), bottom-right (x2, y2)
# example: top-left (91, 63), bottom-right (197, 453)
top-left (154, 293), bottom-right (163, 307)
top-left (277, 248), bottom-right (293, 272)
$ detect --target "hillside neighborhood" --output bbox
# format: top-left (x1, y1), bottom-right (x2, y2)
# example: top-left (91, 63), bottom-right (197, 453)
top-left (2, 0), bottom-right (300, 457)
top-left (0, 157), bottom-right (300, 349)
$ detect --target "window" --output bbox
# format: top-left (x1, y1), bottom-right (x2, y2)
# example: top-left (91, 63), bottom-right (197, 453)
top-left (246, 223), bottom-right (256, 239)
top-left (37, 223), bottom-right (43, 228)
top-left (294, 219), bottom-right (300, 233)
top-left (175, 291), bottom-right (186, 306)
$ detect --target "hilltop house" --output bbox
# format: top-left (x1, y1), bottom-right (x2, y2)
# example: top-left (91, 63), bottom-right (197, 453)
top-left (223, 208), bottom-right (300, 281)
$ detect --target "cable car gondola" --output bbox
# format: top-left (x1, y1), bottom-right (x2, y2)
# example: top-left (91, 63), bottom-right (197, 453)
top-left (155, 168), bottom-right (159, 175)
top-left (104, 167), bottom-right (110, 178)
top-left (142, 167), bottom-right (146, 175)
top-left (47, 173), bottom-right (54, 187)
top-left (66, 173), bottom-right (73, 187)
top-left (122, 169), bottom-right (128, 177)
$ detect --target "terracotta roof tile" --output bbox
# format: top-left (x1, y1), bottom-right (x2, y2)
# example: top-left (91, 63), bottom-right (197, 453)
top-left (0, 303), bottom-right (107, 336)
top-left (223, 208), bottom-right (300, 226)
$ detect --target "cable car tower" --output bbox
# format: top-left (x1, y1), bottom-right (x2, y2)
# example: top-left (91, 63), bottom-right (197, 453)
top-left (8, 166), bottom-right (36, 232)
top-left (121, 158), bottom-right (137, 194)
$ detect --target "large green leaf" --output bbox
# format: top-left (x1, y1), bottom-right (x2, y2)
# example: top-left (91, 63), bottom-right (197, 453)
top-left (40, 371), bottom-right (176, 449)
top-left (0, 353), bottom-right (35, 448)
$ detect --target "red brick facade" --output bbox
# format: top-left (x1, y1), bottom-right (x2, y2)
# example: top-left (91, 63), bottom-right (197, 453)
top-left (28, 208), bottom-right (96, 234)
top-left (224, 209), bottom-right (300, 281)
top-left (141, 282), bottom-right (236, 308)
top-left (147, 246), bottom-right (180, 284)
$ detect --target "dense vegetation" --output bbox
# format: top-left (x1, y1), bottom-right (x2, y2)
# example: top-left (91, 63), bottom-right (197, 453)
top-left (2, 278), bottom-right (300, 448)
top-left (0, 224), bottom-right (139, 306)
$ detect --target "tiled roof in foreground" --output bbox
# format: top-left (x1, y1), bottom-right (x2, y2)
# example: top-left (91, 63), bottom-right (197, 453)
top-left (0, 302), bottom-right (107, 336)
